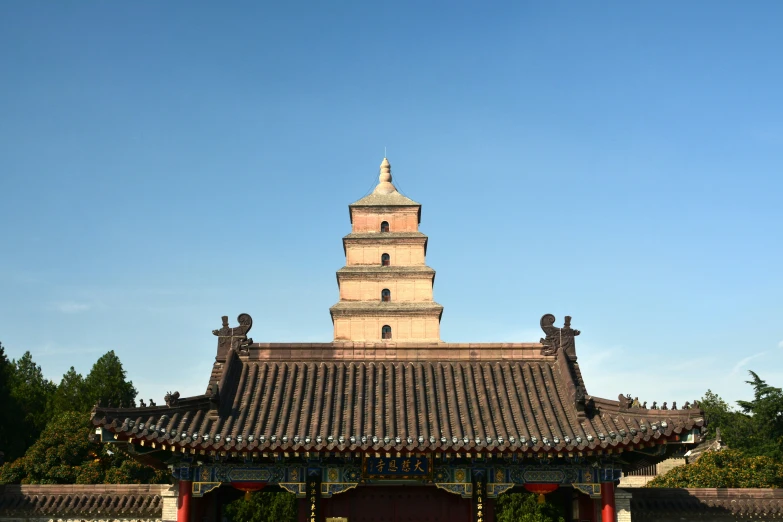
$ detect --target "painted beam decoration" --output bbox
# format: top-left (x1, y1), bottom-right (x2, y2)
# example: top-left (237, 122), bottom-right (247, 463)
top-left (177, 457), bottom-right (620, 499)
top-left (362, 455), bottom-right (432, 479)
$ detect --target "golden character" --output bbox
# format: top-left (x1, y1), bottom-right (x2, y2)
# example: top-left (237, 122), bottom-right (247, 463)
top-left (401, 459), bottom-right (411, 472)
top-left (388, 460), bottom-right (398, 472)
top-left (376, 460), bottom-right (385, 472)
top-left (414, 459), bottom-right (424, 472)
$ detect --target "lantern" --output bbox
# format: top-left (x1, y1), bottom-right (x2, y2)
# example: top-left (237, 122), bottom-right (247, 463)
top-left (523, 483), bottom-right (559, 504)
top-left (232, 482), bottom-right (267, 500)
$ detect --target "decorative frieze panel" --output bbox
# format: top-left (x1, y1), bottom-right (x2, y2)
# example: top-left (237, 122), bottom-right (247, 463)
top-left (279, 483), bottom-right (306, 496)
top-left (175, 457), bottom-right (623, 499)
top-left (434, 482), bottom-right (472, 498)
top-left (487, 483), bottom-right (514, 497)
top-left (572, 483), bottom-right (602, 498)
top-left (200, 464), bottom-right (285, 484)
top-left (192, 482), bottom-right (220, 497)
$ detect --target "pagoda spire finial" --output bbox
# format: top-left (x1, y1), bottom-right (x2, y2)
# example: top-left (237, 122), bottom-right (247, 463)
top-left (374, 157), bottom-right (397, 195)
top-left (380, 157), bottom-right (391, 182)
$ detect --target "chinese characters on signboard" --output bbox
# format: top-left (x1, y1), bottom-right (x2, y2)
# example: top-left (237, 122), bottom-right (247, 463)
top-left (362, 455), bottom-right (432, 479)
top-left (306, 477), bottom-right (321, 522)
top-left (473, 475), bottom-right (486, 522)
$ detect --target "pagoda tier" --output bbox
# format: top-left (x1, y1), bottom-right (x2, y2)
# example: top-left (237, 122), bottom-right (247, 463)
top-left (330, 158), bottom-right (443, 342)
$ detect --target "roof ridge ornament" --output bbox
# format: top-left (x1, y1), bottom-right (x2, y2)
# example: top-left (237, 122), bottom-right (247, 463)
top-left (539, 314), bottom-right (580, 360)
top-left (212, 313), bottom-right (253, 359)
top-left (164, 391), bottom-right (180, 406)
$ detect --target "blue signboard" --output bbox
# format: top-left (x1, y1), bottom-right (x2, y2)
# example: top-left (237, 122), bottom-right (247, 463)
top-left (362, 455), bottom-right (432, 479)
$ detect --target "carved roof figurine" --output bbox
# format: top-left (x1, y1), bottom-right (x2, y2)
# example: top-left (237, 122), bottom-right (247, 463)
top-left (212, 313), bottom-right (253, 360)
top-left (574, 385), bottom-right (586, 404)
top-left (618, 394), bottom-right (632, 410)
top-left (683, 401), bottom-right (691, 409)
top-left (149, 399), bottom-right (155, 407)
top-left (561, 316), bottom-right (581, 360)
top-left (662, 402), bottom-right (668, 410)
top-left (632, 397), bottom-right (640, 408)
top-left (164, 391), bottom-right (180, 406)
top-left (208, 383), bottom-right (219, 411)
top-left (642, 401), bottom-right (647, 409)
top-left (651, 401), bottom-right (658, 409)
top-left (539, 314), bottom-right (581, 358)
top-left (139, 399), bottom-right (146, 408)
top-left (672, 401), bottom-right (677, 410)
top-left (539, 314), bottom-right (559, 355)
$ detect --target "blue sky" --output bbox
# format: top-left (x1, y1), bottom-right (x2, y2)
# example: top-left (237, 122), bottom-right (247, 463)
top-left (1, 2), bottom-right (781, 408)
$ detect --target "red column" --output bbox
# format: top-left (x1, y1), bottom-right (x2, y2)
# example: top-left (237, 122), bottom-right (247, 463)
top-left (601, 482), bottom-right (615, 522)
top-left (178, 480), bottom-right (192, 522)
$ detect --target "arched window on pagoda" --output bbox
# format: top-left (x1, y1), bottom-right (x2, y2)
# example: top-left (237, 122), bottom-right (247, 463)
top-left (381, 221), bottom-right (390, 233)
top-left (382, 325), bottom-right (392, 339)
top-left (381, 289), bottom-right (391, 302)
top-left (381, 253), bottom-right (390, 266)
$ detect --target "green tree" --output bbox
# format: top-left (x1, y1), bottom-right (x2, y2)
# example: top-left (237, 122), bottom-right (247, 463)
top-left (84, 351), bottom-right (137, 408)
top-left (646, 448), bottom-right (783, 488)
top-left (0, 343), bottom-right (26, 462)
top-left (224, 491), bottom-right (297, 522)
top-left (0, 411), bottom-right (170, 485)
top-left (9, 351), bottom-right (56, 452)
top-left (50, 366), bottom-right (90, 417)
top-left (698, 373), bottom-right (782, 460)
top-left (699, 389), bottom-right (736, 440)
top-left (735, 371), bottom-right (783, 460)
top-left (496, 491), bottom-right (565, 522)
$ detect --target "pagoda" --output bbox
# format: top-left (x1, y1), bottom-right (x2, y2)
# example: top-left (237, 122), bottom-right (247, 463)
top-left (330, 157), bottom-right (442, 342)
top-left (91, 158), bottom-right (706, 522)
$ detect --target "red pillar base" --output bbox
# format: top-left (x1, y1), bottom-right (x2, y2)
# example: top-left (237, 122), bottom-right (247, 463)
top-left (601, 482), bottom-right (615, 522)
top-left (178, 480), bottom-right (192, 522)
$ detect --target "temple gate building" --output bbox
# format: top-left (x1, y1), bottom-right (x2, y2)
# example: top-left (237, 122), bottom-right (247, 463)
top-left (91, 158), bottom-right (706, 522)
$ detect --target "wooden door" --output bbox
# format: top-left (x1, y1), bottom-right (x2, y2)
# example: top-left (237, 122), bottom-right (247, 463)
top-left (317, 484), bottom-right (472, 522)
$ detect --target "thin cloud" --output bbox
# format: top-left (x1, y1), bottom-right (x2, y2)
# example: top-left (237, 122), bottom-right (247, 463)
top-left (730, 352), bottom-right (767, 376)
top-left (52, 301), bottom-right (91, 313)
top-left (778, 340), bottom-right (783, 350)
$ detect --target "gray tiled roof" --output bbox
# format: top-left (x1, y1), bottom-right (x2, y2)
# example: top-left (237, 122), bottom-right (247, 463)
top-left (91, 345), bottom-right (705, 457)
top-left (350, 192), bottom-right (420, 207)
top-left (0, 485), bottom-right (166, 517)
